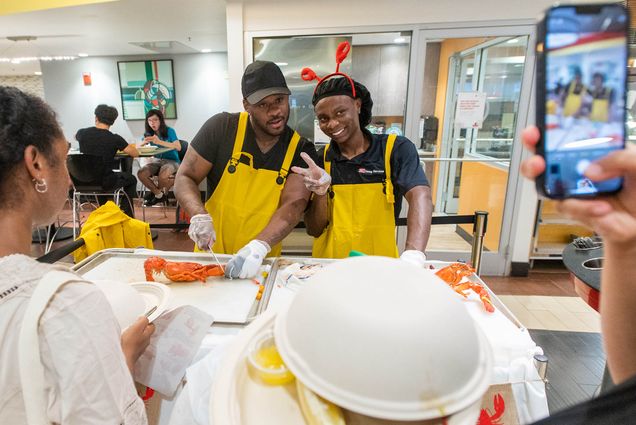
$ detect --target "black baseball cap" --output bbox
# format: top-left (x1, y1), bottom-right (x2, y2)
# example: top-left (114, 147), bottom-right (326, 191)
top-left (241, 61), bottom-right (291, 104)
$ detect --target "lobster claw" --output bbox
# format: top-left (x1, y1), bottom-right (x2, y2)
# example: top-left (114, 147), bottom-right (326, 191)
top-left (335, 41), bottom-right (351, 65)
top-left (492, 393), bottom-right (505, 416)
top-left (301, 67), bottom-right (319, 82)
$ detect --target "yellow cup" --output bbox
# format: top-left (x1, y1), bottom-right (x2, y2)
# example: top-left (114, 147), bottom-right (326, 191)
top-left (247, 330), bottom-right (295, 385)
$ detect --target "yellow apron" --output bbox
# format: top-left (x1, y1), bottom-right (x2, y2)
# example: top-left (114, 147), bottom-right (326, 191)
top-left (563, 81), bottom-right (584, 117)
top-left (312, 134), bottom-right (399, 259)
top-left (590, 88), bottom-right (610, 122)
top-left (201, 112), bottom-right (300, 256)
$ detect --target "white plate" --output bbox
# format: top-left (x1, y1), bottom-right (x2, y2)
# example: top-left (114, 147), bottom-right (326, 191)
top-left (212, 311), bottom-right (307, 424)
top-left (130, 282), bottom-right (172, 322)
top-left (93, 280), bottom-right (145, 330)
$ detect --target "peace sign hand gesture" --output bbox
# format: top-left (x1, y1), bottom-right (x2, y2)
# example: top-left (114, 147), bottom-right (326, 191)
top-left (291, 152), bottom-right (332, 196)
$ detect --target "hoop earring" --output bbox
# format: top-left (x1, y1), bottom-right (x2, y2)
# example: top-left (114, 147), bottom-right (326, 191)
top-left (33, 178), bottom-right (48, 194)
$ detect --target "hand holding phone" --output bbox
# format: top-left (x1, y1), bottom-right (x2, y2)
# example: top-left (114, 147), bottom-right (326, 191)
top-left (535, 3), bottom-right (629, 198)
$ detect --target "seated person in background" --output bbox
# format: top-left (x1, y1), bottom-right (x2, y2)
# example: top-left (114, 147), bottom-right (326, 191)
top-left (0, 86), bottom-right (154, 424)
top-left (521, 126), bottom-right (636, 424)
top-left (293, 43), bottom-right (432, 266)
top-left (76, 104), bottom-right (139, 217)
top-left (137, 109), bottom-right (181, 206)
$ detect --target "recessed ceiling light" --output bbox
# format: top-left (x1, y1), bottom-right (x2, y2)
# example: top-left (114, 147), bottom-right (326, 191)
top-left (78, 53), bottom-right (88, 57)
top-left (394, 37), bottom-right (406, 43)
top-left (275, 62), bottom-right (288, 66)
top-left (0, 56), bottom-right (77, 63)
top-left (506, 39), bottom-right (518, 44)
top-left (201, 49), bottom-right (212, 53)
top-left (34, 71), bottom-right (42, 75)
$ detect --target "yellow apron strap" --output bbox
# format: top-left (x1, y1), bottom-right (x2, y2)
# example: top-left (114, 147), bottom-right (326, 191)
top-left (230, 112), bottom-right (249, 167)
top-left (323, 144), bottom-right (331, 175)
top-left (278, 132), bottom-right (301, 183)
top-left (384, 134), bottom-right (397, 204)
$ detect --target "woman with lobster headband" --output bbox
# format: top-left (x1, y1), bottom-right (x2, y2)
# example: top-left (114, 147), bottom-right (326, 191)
top-left (293, 42), bottom-right (433, 265)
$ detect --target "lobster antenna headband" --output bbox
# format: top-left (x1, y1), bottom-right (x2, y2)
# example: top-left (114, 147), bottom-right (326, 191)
top-left (300, 41), bottom-right (356, 98)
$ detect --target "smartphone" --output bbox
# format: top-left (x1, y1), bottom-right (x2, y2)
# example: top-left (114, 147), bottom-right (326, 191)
top-left (536, 3), bottom-right (628, 198)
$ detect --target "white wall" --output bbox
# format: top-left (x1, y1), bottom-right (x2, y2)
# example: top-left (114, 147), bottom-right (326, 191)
top-left (41, 53), bottom-right (229, 146)
top-left (241, 0), bottom-right (602, 31)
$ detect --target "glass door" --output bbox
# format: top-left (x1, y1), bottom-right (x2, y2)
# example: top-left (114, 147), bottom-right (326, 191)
top-left (438, 37), bottom-right (528, 215)
top-left (440, 51), bottom-right (478, 213)
top-left (414, 26), bottom-right (535, 275)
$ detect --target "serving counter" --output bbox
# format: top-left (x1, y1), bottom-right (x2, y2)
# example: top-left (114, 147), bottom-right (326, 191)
top-left (72, 248), bottom-right (549, 425)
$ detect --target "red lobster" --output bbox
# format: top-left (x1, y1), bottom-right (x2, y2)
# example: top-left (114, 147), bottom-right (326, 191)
top-left (477, 393), bottom-right (505, 425)
top-left (144, 256), bottom-right (224, 282)
top-left (435, 263), bottom-right (495, 313)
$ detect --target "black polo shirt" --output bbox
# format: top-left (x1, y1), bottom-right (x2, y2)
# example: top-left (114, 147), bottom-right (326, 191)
top-left (190, 112), bottom-right (317, 197)
top-left (316, 131), bottom-right (428, 220)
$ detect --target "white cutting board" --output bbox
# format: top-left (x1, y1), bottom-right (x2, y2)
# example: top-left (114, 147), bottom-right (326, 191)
top-left (80, 257), bottom-right (259, 323)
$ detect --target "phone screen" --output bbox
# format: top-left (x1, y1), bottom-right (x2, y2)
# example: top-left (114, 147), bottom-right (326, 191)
top-left (542, 5), bottom-right (627, 197)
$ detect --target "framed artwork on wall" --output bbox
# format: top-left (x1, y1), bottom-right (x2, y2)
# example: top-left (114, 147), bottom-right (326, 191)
top-left (117, 59), bottom-right (177, 120)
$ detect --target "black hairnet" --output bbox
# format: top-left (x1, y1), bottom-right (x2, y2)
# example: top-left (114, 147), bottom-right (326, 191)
top-left (312, 77), bottom-right (373, 128)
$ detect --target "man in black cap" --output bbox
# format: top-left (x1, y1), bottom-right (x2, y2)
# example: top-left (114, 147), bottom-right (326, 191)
top-left (76, 104), bottom-right (139, 217)
top-left (175, 61), bottom-right (316, 278)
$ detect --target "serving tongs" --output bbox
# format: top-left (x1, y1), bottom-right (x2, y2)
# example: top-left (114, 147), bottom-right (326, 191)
top-left (204, 247), bottom-right (225, 273)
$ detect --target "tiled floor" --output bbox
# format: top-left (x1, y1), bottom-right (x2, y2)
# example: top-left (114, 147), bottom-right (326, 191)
top-left (529, 330), bottom-right (606, 414)
top-left (498, 295), bottom-right (601, 333)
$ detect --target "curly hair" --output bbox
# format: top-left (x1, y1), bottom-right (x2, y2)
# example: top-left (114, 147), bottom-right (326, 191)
top-left (94, 104), bottom-right (118, 126)
top-left (312, 76), bottom-right (373, 128)
top-left (0, 86), bottom-right (63, 205)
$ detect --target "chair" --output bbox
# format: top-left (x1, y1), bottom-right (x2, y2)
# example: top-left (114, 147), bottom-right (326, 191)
top-left (67, 154), bottom-right (133, 238)
top-left (177, 139), bottom-right (189, 161)
top-left (141, 140), bottom-right (188, 223)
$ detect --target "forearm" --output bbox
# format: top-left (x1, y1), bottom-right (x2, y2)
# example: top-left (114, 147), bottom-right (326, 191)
top-left (256, 198), bottom-right (307, 247)
top-left (174, 176), bottom-right (207, 216)
top-left (304, 194), bottom-right (329, 237)
top-left (600, 243), bottom-right (636, 384)
top-left (405, 187), bottom-right (432, 251)
top-left (155, 139), bottom-right (179, 149)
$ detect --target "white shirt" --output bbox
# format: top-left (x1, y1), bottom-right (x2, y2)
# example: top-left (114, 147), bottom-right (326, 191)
top-left (0, 254), bottom-right (147, 425)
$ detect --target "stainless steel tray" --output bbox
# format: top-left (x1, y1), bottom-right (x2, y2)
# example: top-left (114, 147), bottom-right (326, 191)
top-left (260, 258), bottom-right (523, 329)
top-left (73, 248), bottom-right (273, 325)
top-left (257, 256), bottom-right (335, 316)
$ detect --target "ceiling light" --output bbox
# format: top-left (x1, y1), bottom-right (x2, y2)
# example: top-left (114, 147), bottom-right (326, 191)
top-left (78, 53), bottom-right (88, 57)
top-left (201, 49), bottom-right (212, 53)
top-left (34, 71), bottom-right (42, 75)
top-left (394, 37), bottom-right (406, 43)
top-left (506, 38), bottom-right (518, 44)
top-left (276, 62), bottom-right (288, 66)
top-left (0, 56), bottom-right (77, 63)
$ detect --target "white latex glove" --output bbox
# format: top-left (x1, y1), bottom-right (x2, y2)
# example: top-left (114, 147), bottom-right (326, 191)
top-left (225, 240), bottom-right (271, 279)
top-left (188, 213), bottom-right (216, 251)
top-left (400, 250), bottom-right (427, 268)
top-left (291, 152), bottom-right (331, 196)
